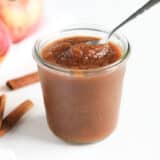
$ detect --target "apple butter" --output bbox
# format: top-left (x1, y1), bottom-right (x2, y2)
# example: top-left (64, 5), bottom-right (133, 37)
top-left (33, 28), bottom-right (130, 143)
top-left (41, 36), bottom-right (122, 69)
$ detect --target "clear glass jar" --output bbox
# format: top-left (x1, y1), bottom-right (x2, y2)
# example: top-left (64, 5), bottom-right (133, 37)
top-left (33, 27), bottom-right (130, 143)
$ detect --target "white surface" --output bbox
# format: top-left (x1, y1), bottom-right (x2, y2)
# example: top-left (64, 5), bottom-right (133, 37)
top-left (0, 0), bottom-right (160, 159)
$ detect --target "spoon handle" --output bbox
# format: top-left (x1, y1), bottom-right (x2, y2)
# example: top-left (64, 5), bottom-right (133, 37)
top-left (108, 0), bottom-right (160, 39)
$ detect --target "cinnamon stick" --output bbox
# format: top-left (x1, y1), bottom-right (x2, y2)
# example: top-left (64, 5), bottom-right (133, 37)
top-left (0, 100), bottom-right (33, 137)
top-left (0, 94), bottom-right (6, 128)
top-left (6, 72), bottom-right (39, 90)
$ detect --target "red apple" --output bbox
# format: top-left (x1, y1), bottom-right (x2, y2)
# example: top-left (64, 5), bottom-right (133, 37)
top-left (0, 0), bottom-right (42, 43)
top-left (0, 20), bottom-right (10, 63)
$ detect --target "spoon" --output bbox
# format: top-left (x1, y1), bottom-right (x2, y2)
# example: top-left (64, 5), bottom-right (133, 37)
top-left (89, 0), bottom-right (160, 45)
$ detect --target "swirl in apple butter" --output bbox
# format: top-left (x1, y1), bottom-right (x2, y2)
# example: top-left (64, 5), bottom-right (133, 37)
top-left (41, 36), bottom-right (122, 69)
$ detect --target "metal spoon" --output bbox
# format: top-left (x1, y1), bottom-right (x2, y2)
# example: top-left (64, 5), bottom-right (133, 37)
top-left (89, 0), bottom-right (160, 45)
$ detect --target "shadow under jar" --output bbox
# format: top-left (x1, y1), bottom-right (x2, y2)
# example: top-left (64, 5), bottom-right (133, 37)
top-left (33, 27), bottom-right (130, 144)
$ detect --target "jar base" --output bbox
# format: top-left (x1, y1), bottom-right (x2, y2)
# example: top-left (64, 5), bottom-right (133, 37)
top-left (47, 122), bottom-right (117, 144)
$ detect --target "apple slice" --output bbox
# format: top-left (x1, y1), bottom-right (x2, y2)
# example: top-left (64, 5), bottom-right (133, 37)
top-left (0, 20), bottom-right (10, 63)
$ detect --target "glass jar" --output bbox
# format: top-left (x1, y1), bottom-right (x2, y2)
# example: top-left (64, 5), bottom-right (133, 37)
top-left (33, 27), bottom-right (130, 144)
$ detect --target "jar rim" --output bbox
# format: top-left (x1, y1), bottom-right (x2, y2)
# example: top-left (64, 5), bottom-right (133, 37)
top-left (33, 27), bottom-right (130, 74)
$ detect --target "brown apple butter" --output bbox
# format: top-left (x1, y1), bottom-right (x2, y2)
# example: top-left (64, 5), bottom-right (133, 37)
top-left (36, 35), bottom-right (127, 143)
top-left (41, 36), bottom-right (122, 69)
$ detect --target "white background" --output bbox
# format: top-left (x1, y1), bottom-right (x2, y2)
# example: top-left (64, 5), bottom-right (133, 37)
top-left (0, 0), bottom-right (160, 159)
